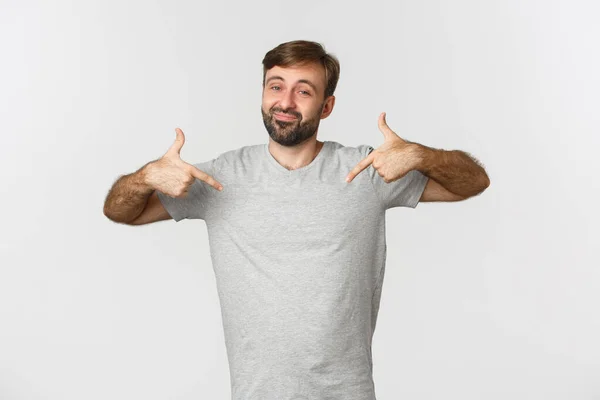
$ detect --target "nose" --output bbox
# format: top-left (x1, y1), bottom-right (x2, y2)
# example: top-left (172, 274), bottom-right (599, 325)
top-left (278, 88), bottom-right (296, 111)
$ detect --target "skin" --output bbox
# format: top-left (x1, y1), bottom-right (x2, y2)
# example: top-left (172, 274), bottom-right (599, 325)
top-left (346, 112), bottom-right (422, 183)
top-left (261, 63), bottom-right (336, 170)
top-left (346, 112), bottom-right (490, 199)
top-left (104, 57), bottom-right (491, 226)
top-left (260, 63), bottom-right (489, 199)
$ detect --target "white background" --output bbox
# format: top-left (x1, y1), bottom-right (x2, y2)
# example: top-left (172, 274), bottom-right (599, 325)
top-left (1, 0), bottom-right (598, 399)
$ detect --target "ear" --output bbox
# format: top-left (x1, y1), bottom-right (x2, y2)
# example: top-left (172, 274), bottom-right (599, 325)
top-left (320, 95), bottom-right (336, 119)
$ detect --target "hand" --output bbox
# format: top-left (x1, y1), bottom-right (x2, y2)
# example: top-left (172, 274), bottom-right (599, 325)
top-left (346, 112), bottom-right (421, 183)
top-left (144, 128), bottom-right (223, 197)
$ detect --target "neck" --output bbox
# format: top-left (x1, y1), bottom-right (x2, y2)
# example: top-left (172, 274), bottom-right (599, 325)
top-left (267, 138), bottom-right (324, 171)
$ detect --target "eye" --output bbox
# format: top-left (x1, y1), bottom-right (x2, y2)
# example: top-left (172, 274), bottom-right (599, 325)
top-left (299, 90), bottom-right (311, 96)
top-left (270, 85), bottom-right (281, 91)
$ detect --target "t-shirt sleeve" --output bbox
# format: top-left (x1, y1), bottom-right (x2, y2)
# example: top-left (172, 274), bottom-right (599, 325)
top-left (155, 158), bottom-right (218, 222)
top-left (360, 144), bottom-right (429, 210)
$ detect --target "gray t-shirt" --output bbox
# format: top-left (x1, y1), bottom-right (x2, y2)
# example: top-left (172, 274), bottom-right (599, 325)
top-left (157, 140), bottom-right (429, 400)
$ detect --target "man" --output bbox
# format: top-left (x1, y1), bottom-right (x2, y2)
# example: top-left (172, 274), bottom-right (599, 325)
top-left (103, 40), bottom-right (490, 400)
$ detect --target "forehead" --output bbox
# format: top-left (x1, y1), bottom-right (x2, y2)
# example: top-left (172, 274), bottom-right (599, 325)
top-left (265, 63), bottom-right (326, 89)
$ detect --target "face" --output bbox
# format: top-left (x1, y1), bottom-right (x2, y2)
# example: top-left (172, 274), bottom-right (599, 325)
top-left (261, 63), bottom-right (335, 147)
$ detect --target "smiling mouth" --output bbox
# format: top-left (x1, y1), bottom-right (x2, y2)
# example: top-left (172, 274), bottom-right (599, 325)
top-left (273, 112), bottom-right (298, 121)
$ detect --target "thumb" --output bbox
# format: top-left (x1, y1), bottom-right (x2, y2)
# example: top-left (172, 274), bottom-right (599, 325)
top-left (165, 128), bottom-right (185, 157)
top-left (378, 112), bottom-right (395, 140)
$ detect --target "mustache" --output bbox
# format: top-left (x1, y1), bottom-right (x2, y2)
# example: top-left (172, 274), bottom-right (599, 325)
top-left (270, 108), bottom-right (302, 119)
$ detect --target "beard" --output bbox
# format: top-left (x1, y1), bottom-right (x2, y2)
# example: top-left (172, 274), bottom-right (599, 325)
top-left (261, 103), bottom-right (324, 147)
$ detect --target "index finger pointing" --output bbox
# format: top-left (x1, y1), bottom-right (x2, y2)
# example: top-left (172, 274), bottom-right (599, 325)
top-left (345, 152), bottom-right (375, 183)
top-left (187, 164), bottom-right (224, 191)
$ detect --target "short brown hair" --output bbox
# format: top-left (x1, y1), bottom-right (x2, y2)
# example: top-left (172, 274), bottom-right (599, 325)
top-left (262, 40), bottom-right (340, 99)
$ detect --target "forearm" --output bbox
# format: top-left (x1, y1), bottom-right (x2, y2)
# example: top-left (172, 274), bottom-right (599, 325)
top-left (103, 163), bottom-right (155, 223)
top-left (414, 144), bottom-right (490, 197)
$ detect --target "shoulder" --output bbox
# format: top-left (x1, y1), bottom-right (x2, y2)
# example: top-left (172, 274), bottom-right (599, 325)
top-left (197, 144), bottom-right (266, 182)
top-left (219, 143), bottom-right (263, 159)
top-left (326, 141), bottom-right (374, 163)
top-left (193, 144), bottom-right (262, 172)
top-left (218, 143), bottom-right (261, 163)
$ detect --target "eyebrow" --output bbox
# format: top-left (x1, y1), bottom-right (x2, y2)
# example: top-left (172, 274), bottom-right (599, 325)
top-left (265, 75), bottom-right (319, 93)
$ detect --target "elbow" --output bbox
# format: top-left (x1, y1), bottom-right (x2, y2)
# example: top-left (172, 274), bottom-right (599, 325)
top-left (474, 174), bottom-right (490, 197)
top-left (103, 204), bottom-right (114, 221)
top-left (103, 210), bottom-right (121, 224)
top-left (481, 174), bottom-right (490, 191)
top-left (464, 174), bottom-right (490, 199)
top-left (103, 205), bottom-right (132, 225)
top-left (103, 204), bottom-right (118, 222)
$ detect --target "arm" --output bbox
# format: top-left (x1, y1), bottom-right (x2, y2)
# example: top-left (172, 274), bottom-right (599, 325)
top-left (345, 113), bottom-right (489, 203)
top-left (130, 190), bottom-right (172, 225)
top-left (103, 127), bottom-right (222, 225)
top-left (103, 163), bottom-right (170, 225)
top-left (419, 177), bottom-right (466, 202)
top-left (415, 145), bottom-right (490, 201)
